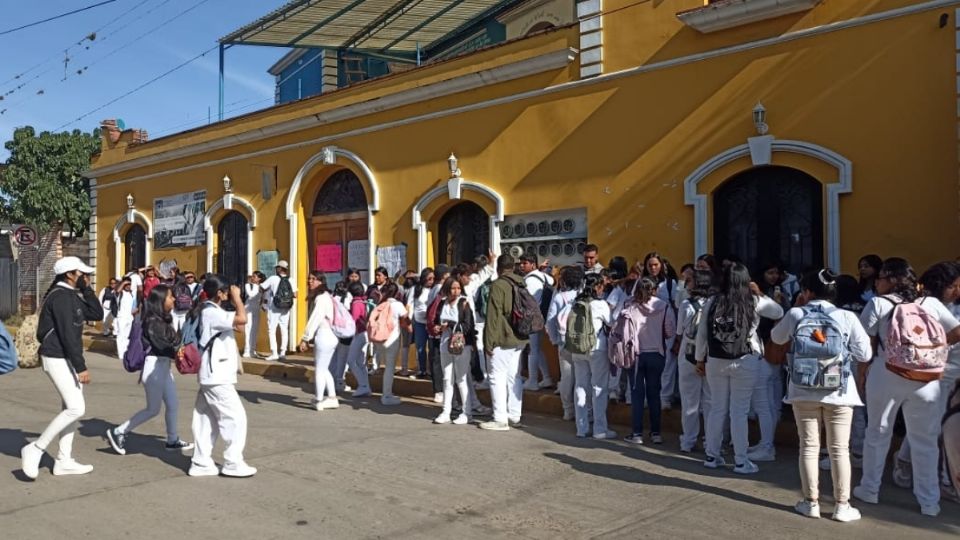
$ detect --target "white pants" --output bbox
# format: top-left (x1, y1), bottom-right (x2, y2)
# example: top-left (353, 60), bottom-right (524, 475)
top-left (191, 384), bottom-right (248, 469)
top-left (374, 336), bottom-right (400, 397)
top-left (118, 356), bottom-right (179, 443)
top-left (115, 316), bottom-right (133, 360)
top-left (705, 354), bottom-right (759, 464)
top-left (172, 310), bottom-right (187, 333)
top-left (489, 346), bottom-right (523, 423)
top-left (558, 347), bottom-right (575, 416)
top-left (475, 323), bottom-right (487, 377)
top-left (267, 308), bottom-right (291, 356)
top-left (526, 332), bottom-right (549, 384)
top-left (572, 349), bottom-right (610, 436)
top-left (859, 362), bottom-right (941, 508)
top-left (440, 339), bottom-right (472, 418)
top-left (660, 336), bottom-right (678, 402)
top-left (332, 341), bottom-right (351, 389)
top-left (348, 333), bottom-right (371, 392)
top-left (36, 357), bottom-right (85, 461)
top-left (242, 305), bottom-right (260, 356)
top-left (313, 328), bottom-right (338, 401)
top-left (748, 360), bottom-right (779, 450)
top-left (896, 367), bottom-right (960, 486)
top-left (678, 357), bottom-right (711, 451)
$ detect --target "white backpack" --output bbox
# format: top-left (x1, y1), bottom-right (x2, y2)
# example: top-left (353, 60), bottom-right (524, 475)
top-left (329, 296), bottom-right (356, 340)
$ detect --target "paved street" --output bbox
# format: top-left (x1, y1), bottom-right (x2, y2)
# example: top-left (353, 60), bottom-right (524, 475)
top-left (1, 353), bottom-right (958, 539)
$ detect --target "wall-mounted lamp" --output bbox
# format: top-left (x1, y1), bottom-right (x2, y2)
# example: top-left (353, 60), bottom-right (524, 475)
top-left (447, 153), bottom-right (462, 199)
top-left (753, 103), bottom-right (768, 136)
top-left (126, 193), bottom-right (134, 209)
top-left (223, 174), bottom-right (233, 193)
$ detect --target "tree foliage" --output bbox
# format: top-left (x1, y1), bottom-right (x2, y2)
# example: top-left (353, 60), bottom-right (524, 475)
top-left (0, 126), bottom-right (100, 235)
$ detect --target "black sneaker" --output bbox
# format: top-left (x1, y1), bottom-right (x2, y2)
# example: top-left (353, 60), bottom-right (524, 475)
top-left (165, 439), bottom-right (195, 452)
top-left (106, 428), bottom-right (127, 455)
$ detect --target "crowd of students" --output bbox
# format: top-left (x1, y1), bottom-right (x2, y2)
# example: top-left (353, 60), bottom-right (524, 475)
top-left (17, 249), bottom-right (960, 525)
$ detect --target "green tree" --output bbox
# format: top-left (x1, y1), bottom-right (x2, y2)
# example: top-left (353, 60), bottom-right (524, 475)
top-left (0, 126), bottom-right (100, 235)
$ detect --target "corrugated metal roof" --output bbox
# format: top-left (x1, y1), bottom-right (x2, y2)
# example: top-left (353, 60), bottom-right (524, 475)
top-left (220, 0), bottom-right (513, 53)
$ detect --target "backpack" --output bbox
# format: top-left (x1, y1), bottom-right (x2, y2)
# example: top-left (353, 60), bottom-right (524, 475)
top-left (177, 306), bottom-right (221, 375)
top-left (0, 323), bottom-right (18, 375)
top-left (367, 301), bottom-right (397, 344)
top-left (881, 297), bottom-right (948, 382)
top-left (707, 300), bottom-right (753, 359)
top-left (683, 298), bottom-right (703, 365)
top-left (475, 279), bottom-right (493, 320)
top-left (531, 274), bottom-right (555, 318)
top-left (564, 299), bottom-right (597, 355)
top-left (122, 321), bottom-right (150, 373)
top-left (272, 276), bottom-right (294, 310)
top-left (426, 295), bottom-right (444, 338)
top-left (329, 295), bottom-right (356, 340)
top-left (173, 282), bottom-right (194, 311)
top-left (788, 304), bottom-right (849, 391)
top-left (509, 279), bottom-right (545, 339)
top-left (608, 302), bottom-right (642, 369)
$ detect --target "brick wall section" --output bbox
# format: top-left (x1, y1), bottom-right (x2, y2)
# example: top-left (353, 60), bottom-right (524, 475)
top-left (19, 230), bottom-right (63, 313)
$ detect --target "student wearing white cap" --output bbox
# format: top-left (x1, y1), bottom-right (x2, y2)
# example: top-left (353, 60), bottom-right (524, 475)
top-left (21, 257), bottom-right (104, 480)
top-left (260, 260), bottom-right (297, 361)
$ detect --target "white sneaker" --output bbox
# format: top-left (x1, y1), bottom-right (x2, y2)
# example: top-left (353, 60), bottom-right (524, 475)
top-left (795, 500), bottom-right (821, 519)
top-left (433, 392), bottom-right (443, 404)
top-left (434, 414), bottom-right (451, 424)
top-left (20, 443), bottom-right (44, 480)
top-left (381, 395), bottom-right (402, 406)
top-left (263, 354), bottom-right (280, 361)
top-left (478, 421), bottom-right (509, 431)
top-left (920, 504), bottom-right (940, 517)
top-left (852, 485), bottom-right (878, 504)
top-left (538, 378), bottom-right (555, 389)
top-left (703, 455), bottom-right (726, 469)
top-left (593, 430), bottom-right (617, 440)
top-left (453, 414), bottom-right (470, 425)
top-left (314, 400), bottom-right (325, 411)
top-left (342, 384), bottom-right (352, 393)
top-left (523, 380), bottom-right (538, 391)
top-left (733, 460), bottom-right (759, 475)
top-left (321, 397), bottom-right (340, 410)
top-left (53, 459), bottom-right (93, 476)
top-left (188, 463), bottom-right (220, 477)
top-left (352, 387), bottom-right (372, 398)
top-left (746, 446), bottom-right (776, 462)
top-left (221, 463), bottom-right (257, 478)
top-left (832, 503), bottom-right (861, 522)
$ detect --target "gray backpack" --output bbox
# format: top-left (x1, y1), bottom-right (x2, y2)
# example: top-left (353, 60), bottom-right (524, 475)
top-left (789, 305), bottom-right (849, 391)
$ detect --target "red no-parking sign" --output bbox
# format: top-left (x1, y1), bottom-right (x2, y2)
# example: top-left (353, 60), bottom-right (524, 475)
top-left (13, 225), bottom-right (37, 247)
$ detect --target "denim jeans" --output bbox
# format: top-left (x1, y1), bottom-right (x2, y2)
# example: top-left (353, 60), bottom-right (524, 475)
top-left (429, 337), bottom-right (443, 394)
top-left (629, 352), bottom-right (665, 436)
top-left (413, 321), bottom-right (429, 374)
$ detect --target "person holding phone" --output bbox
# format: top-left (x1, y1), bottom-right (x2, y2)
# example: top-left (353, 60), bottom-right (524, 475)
top-left (21, 257), bottom-right (104, 480)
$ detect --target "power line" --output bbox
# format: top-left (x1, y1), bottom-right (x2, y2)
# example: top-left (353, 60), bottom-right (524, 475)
top-left (0, 0), bottom-right (120, 37)
top-left (55, 45), bottom-right (218, 131)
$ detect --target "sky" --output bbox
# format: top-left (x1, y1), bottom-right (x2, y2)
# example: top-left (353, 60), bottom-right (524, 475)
top-left (0, 0), bottom-right (294, 160)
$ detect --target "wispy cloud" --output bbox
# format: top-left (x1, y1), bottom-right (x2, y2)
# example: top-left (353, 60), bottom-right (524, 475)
top-left (154, 41), bottom-right (275, 98)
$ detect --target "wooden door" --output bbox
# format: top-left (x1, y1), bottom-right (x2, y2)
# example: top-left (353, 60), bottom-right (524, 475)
top-left (311, 212), bottom-right (368, 284)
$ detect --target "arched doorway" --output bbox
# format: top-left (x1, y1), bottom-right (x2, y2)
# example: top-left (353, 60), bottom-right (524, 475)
top-left (125, 224), bottom-right (146, 273)
top-left (310, 169), bottom-right (369, 283)
top-left (713, 166), bottom-right (823, 276)
top-left (438, 201), bottom-right (489, 266)
top-left (217, 211), bottom-right (249, 287)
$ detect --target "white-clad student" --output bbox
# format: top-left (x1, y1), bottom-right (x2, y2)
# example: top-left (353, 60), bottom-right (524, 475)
top-left (367, 282), bottom-right (410, 406)
top-left (298, 272), bottom-right (339, 411)
top-left (188, 275), bottom-right (255, 478)
top-left (567, 274), bottom-right (614, 439)
top-left (695, 263), bottom-right (783, 474)
top-left (432, 277), bottom-right (477, 425)
top-left (771, 269), bottom-right (872, 522)
top-left (242, 271), bottom-right (265, 358)
top-left (675, 269), bottom-right (714, 453)
top-left (547, 266), bottom-right (585, 421)
top-left (260, 261), bottom-right (297, 361)
top-left (519, 253), bottom-right (555, 391)
top-left (114, 277), bottom-right (137, 360)
top-left (854, 258), bottom-right (960, 517)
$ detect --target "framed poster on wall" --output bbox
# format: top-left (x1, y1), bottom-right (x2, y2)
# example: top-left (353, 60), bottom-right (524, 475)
top-left (153, 190), bottom-right (206, 249)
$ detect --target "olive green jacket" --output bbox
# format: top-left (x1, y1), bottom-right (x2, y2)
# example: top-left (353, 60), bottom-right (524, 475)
top-left (483, 271), bottom-right (528, 352)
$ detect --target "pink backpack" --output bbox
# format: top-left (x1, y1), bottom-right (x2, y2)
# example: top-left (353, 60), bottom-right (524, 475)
top-left (366, 301), bottom-right (396, 344)
top-left (608, 302), bottom-right (642, 369)
top-left (883, 297), bottom-right (948, 382)
top-left (329, 296), bottom-right (356, 340)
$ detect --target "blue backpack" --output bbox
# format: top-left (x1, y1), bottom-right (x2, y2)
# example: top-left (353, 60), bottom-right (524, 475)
top-left (789, 304), bottom-right (849, 392)
top-left (0, 323), bottom-right (18, 375)
top-left (122, 321), bottom-right (150, 373)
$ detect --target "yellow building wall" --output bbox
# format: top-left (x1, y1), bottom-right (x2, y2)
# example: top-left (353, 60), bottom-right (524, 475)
top-left (93, 3), bottom-right (959, 345)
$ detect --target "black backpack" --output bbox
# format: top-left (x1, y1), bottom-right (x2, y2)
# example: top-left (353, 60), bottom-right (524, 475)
top-left (707, 300), bottom-right (752, 359)
top-left (531, 274), bottom-right (554, 318)
top-left (509, 279), bottom-right (545, 339)
top-left (273, 276), bottom-right (295, 310)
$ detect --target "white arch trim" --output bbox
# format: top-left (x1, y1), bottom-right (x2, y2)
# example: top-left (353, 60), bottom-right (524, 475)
top-left (204, 194), bottom-right (258, 275)
top-left (111, 209), bottom-right (153, 278)
top-left (285, 145), bottom-right (379, 353)
top-left (683, 137), bottom-right (852, 271)
top-left (411, 179), bottom-right (505, 271)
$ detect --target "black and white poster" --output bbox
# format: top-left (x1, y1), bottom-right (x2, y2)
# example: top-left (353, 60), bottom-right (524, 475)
top-left (153, 190), bottom-right (206, 249)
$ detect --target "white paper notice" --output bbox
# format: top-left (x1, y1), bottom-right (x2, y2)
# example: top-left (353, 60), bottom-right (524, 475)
top-left (347, 240), bottom-right (370, 270)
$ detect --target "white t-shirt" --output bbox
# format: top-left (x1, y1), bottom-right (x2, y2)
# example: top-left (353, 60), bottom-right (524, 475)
top-left (949, 302), bottom-right (960, 376)
top-left (244, 283), bottom-right (262, 308)
top-left (378, 298), bottom-right (408, 345)
top-left (695, 295), bottom-right (784, 361)
top-left (198, 302), bottom-right (240, 386)
top-left (523, 270), bottom-right (555, 304)
top-left (117, 290), bottom-right (135, 319)
top-left (547, 290), bottom-right (577, 346)
top-left (302, 292), bottom-right (334, 343)
top-left (261, 274), bottom-right (298, 311)
top-left (860, 295), bottom-right (960, 363)
top-left (128, 273), bottom-right (143, 307)
top-left (771, 300), bottom-right (872, 406)
top-left (407, 287), bottom-right (432, 324)
top-left (586, 298), bottom-right (611, 352)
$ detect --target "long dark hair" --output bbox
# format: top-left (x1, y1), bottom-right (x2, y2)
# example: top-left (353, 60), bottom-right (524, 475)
top-left (799, 268), bottom-right (838, 302)
top-left (578, 274), bottom-right (604, 302)
top-left (631, 277), bottom-right (657, 305)
top-left (43, 273), bottom-right (69, 299)
top-left (714, 263), bottom-right (756, 331)
top-left (379, 282), bottom-right (399, 304)
top-left (858, 254), bottom-right (882, 293)
top-left (920, 261), bottom-right (960, 301)
top-left (142, 284), bottom-right (179, 342)
top-left (189, 274), bottom-right (230, 320)
top-left (881, 257), bottom-right (918, 302)
top-left (688, 269), bottom-right (715, 299)
top-left (414, 267), bottom-right (434, 298)
top-left (307, 271), bottom-right (329, 304)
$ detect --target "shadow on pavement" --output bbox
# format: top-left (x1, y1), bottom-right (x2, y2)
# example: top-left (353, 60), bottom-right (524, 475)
top-left (79, 418), bottom-right (191, 473)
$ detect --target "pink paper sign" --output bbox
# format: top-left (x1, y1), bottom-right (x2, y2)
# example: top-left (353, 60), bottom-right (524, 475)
top-left (315, 244), bottom-right (342, 272)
